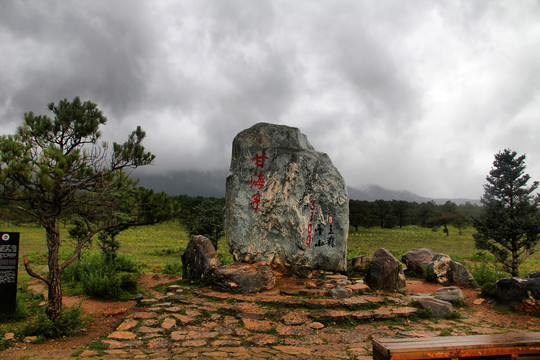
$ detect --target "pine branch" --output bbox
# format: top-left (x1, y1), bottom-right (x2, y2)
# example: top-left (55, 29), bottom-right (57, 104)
top-left (23, 258), bottom-right (49, 286)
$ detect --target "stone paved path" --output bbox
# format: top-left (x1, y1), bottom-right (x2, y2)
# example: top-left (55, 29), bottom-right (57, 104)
top-left (70, 279), bottom-right (540, 359)
top-left (4, 278), bottom-right (540, 359)
top-left (76, 283), bottom-right (379, 359)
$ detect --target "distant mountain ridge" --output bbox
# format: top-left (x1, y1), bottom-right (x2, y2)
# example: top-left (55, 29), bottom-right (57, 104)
top-left (347, 185), bottom-right (480, 205)
top-left (134, 169), bottom-right (479, 205)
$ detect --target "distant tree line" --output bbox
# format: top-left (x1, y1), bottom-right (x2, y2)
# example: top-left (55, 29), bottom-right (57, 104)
top-left (349, 199), bottom-right (484, 233)
top-left (171, 196), bottom-right (485, 240)
top-left (2, 193), bottom-right (483, 237)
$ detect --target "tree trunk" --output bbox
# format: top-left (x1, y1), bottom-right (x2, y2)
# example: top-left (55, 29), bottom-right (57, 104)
top-left (511, 250), bottom-right (520, 277)
top-left (45, 223), bottom-right (63, 321)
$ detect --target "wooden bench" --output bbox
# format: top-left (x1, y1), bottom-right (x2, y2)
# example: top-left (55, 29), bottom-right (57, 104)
top-left (372, 332), bottom-right (540, 360)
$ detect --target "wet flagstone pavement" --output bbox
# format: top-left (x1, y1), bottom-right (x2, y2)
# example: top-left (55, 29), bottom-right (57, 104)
top-left (4, 278), bottom-right (540, 359)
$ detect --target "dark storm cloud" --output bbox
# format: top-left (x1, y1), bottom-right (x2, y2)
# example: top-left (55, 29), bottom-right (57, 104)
top-left (0, 1), bottom-right (155, 123)
top-left (1, 0), bottom-right (540, 199)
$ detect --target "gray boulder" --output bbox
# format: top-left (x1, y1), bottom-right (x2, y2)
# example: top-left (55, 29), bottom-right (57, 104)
top-left (212, 262), bottom-right (276, 294)
top-left (328, 286), bottom-right (352, 299)
top-left (224, 123), bottom-right (349, 273)
top-left (348, 255), bottom-right (373, 275)
top-left (364, 248), bottom-right (406, 291)
top-left (402, 248), bottom-right (436, 276)
top-left (434, 286), bottom-right (464, 303)
top-left (496, 277), bottom-right (540, 315)
top-left (413, 296), bottom-right (454, 318)
top-left (181, 235), bottom-right (220, 283)
top-left (427, 254), bottom-right (474, 286)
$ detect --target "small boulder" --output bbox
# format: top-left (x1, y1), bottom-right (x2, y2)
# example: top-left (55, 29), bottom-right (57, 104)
top-left (181, 235), bottom-right (220, 283)
top-left (364, 248), bottom-right (406, 291)
top-left (427, 254), bottom-right (474, 286)
top-left (434, 286), bottom-right (464, 303)
top-left (328, 286), bottom-right (352, 299)
top-left (413, 296), bottom-right (454, 319)
top-left (348, 255), bottom-right (373, 275)
top-left (496, 277), bottom-right (540, 315)
top-left (402, 248), bottom-right (436, 276)
top-left (212, 262), bottom-right (276, 294)
top-left (528, 271), bottom-right (540, 279)
top-left (451, 261), bottom-right (475, 285)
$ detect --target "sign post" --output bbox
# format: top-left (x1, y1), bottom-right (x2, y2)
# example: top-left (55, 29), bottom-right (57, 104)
top-left (0, 232), bottom-right (20, 314)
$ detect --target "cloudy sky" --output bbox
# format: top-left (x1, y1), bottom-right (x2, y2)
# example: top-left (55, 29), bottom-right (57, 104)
top-left (1, 1), bottom-right (540, 199)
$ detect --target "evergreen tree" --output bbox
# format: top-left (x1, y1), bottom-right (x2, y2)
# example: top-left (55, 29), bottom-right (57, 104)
top-left (473, 149), bottom-right (540, 276)
top-left (0, 97), bottom-right (162, 321)
top-left (184, 197), bottom-right (225, 249)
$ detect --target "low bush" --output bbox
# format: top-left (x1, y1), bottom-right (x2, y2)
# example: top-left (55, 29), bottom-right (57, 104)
top-left (471, 263), bottom-right (509, 298)
top-left (18, 305), bottom-right (84, 339)
top-left (62, 252), bottom-right (142, 300)
top-left (218, 251), bottom-right (234, 266)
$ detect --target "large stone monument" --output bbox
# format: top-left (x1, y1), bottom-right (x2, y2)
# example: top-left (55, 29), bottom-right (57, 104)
top-left (224, 123), bottom-right (349, 273)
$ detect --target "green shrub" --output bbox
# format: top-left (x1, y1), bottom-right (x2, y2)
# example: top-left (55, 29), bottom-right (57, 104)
top-left (18, 305), bottom-right (83, 339)
top-left (218, 251), bottom-right (233, 265)
top-left (163, 262), bottom-right (183, 275)
top-left (62, 252), bottom-right (141, 300)
top-left (470, 250), bottom-right (494, 262)
top-left (82, 271), bottom-right (121, 299)
top-left (471, 263), bottom-right (509, 298)
top-left (410, 308), bottom-right (432, 321)
top-left (0, 336), bottom-right (10, 351)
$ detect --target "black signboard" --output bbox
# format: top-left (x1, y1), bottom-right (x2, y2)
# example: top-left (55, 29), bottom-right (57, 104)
top-left (0, 232), bottom-right (19, 313)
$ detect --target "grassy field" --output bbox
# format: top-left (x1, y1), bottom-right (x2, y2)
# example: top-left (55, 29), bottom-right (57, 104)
top-left (3, 222), bottom-right (539, 282)
top-left (348, 225), bottom-right (540, 276)
top-left (1, 221), bottom-right (232, 283)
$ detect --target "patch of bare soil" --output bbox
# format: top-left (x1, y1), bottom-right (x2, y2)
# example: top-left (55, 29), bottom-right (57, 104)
top-left (2, 274), bottom-right (180, 359)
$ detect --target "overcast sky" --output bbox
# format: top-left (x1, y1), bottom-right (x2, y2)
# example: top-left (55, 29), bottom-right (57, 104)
top-left (1, 1), bottom-right (540, 199)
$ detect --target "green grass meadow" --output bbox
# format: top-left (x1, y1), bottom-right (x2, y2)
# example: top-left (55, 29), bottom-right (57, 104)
top-left (1, 221), bottom-right (233, 283)
top-left (3, 222), bottom-right (539, 283)
top-left (348, 225), bottom-right (540, 276)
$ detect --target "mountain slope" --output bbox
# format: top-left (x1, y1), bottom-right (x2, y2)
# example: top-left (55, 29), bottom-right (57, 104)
top-left (134, 170), bottom-right (479, 204)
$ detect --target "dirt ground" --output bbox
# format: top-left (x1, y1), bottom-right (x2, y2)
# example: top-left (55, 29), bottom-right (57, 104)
top-left (2, 274), bottom-right (539, 359)
top-left (2, 274), bottom-right (180, 357)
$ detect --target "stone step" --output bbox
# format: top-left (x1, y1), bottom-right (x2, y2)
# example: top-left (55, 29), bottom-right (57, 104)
top-left (192, 287), bottom-right (398, 309)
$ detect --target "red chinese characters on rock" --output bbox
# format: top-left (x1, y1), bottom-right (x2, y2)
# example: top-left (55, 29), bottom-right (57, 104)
top-left (249, 151), bottom-right (268, 211)
top-left (251, 151), bottom-right (268, 168)
top-left (306, 200), bottom-right (316, 245)
top-left (250, 192), bottom-right (261, 211)
top-left (250, 172), bottom-right (265, 190)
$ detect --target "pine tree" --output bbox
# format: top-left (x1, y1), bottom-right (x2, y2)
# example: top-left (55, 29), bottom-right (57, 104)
top-left (0, 98), bottom-right (170, 321)
top-left (473, 149), bottom-right (540, 277)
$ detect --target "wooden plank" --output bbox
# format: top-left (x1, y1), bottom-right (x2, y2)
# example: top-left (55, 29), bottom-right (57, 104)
top-left (380, 346), bottom-right (540, 359)
top-left (372, 333), bottom-right (540, 360)
top-left (377, 333), bottom-right (540, 351)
